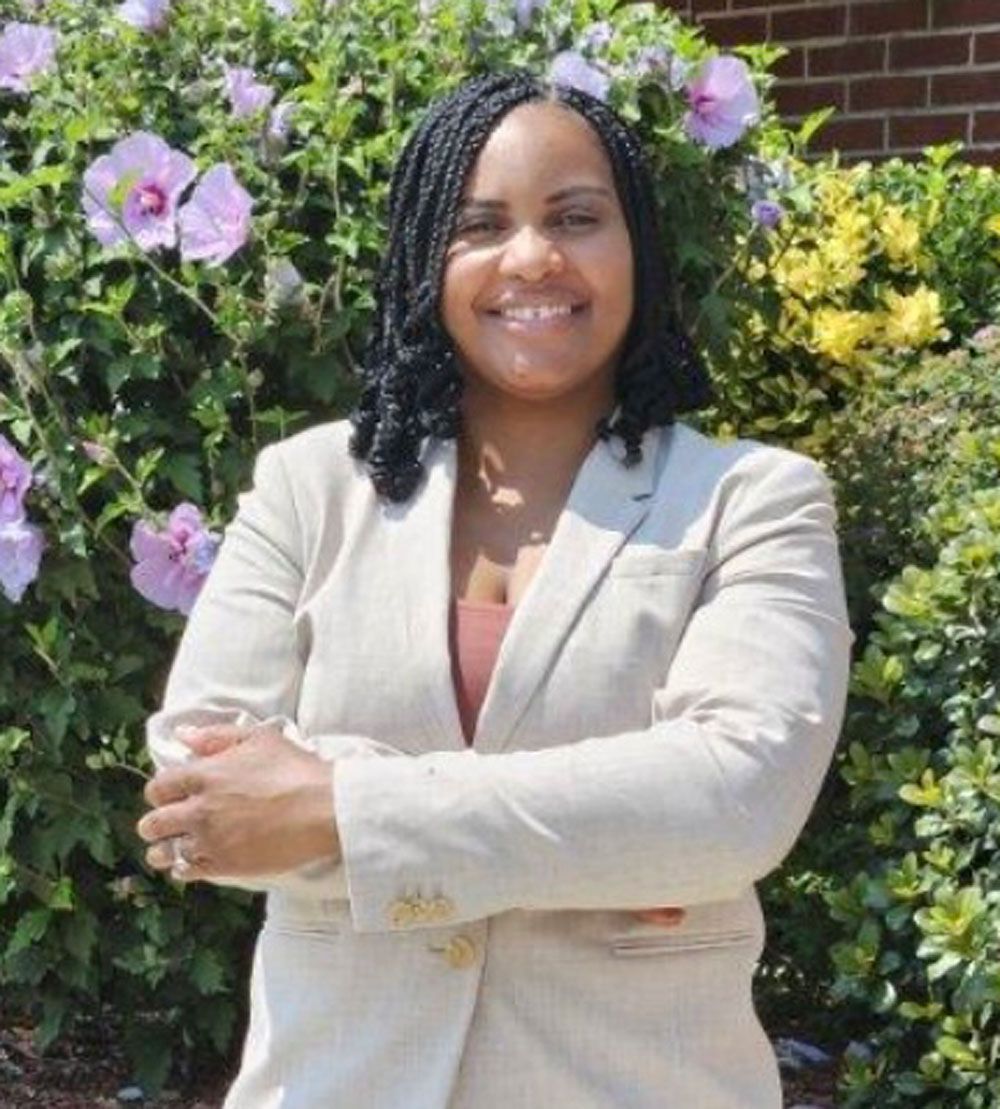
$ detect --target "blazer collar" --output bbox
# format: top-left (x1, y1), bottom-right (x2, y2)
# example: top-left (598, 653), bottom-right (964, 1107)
top-left (384, 422), bottom-right (665, 754)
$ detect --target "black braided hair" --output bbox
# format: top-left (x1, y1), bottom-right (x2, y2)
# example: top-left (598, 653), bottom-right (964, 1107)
top-left (348, 68), bottom-right (714, 503)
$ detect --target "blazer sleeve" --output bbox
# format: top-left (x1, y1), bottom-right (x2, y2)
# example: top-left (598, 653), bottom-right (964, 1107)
top-left (334, 448), bottom-right (855, 933)
top-left (143, 442), bottom-right (394, 898)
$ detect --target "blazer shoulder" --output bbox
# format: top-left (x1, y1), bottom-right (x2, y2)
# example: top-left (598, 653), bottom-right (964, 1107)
top-left (259, 418), bottom-right (368, 499)
top-left (662, 421), bottom-right (831, 495)
top-left (267, 417), bottom-right (356, 470)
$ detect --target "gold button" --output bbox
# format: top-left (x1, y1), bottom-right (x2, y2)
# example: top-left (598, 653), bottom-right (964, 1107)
top-left (388, 898), bottom-right (418, 927)
top-left (427, 896), bottom-right (456, 923)
top-left (442, 935), bottom-right (477, 969)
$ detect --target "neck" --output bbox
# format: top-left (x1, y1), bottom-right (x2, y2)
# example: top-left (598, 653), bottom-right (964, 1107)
top-left (457, 378), bottom-right (616, 504)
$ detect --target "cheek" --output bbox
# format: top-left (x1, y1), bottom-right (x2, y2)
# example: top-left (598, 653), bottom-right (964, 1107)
top-left (582, 231), bottom-right (633, 298)
top-left (441, 258), bottom-right (480, 339)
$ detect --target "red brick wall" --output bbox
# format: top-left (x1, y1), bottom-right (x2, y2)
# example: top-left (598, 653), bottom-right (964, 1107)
top-left (659, 0), bottom-right (1000, 164)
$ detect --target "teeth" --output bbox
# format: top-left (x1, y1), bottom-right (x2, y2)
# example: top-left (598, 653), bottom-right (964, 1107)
top-left (498, 304), bottom-right (575, 321)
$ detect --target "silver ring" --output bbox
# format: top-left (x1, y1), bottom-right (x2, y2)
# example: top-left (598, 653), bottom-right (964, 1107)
top-left (170, 835), bottom-right (193, 876)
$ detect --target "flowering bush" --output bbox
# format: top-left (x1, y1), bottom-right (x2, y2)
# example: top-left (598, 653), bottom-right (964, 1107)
top-left (0, 0), bottom-right (801, 1089)
top-left (820, 336), bottom-right (1000, 1105)
top-left (708, 145), bottom-right (1000, 457)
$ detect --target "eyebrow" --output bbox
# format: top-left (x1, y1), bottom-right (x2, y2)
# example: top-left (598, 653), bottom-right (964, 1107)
top-left (458, 185), bottom-right (613, 212)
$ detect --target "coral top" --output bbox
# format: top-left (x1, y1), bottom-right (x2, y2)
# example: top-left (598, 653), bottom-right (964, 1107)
top-left (449, 598), bottom-right (514, 745)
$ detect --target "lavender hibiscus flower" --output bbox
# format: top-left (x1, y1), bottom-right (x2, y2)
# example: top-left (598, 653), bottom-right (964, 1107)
top-left (260, 100), bottom-right (295, 162)
top-left (129, 503), bottom-right (220, 615)
top-left (82, 132), bottom-right (196, 252)
top-left (116, 0), bottom-right (171, 33)
top-left (177, 163), bottom-right (253, 264)
top-left (0, 434), bottom-right (33, 523)
top-left (751, 199), bottom-right (784, 229)
top-left (684, 55), bottom-right (760, 150)
top-left (549, 50), bottom-right (610, 102)
top-left (0, 518), bottom-right (46, 603)
top-left (577, 21), bottom-right (613, 55)
top-left (224, 64), bottom-right (274, 119)
top-left (514, 0), bottom-right (545, 29)
top-left (630, 45), bottom-right (689, 91)
top-left (0, 434), bottom-right (44, 603)
top-left (0, 22), bottom-right (57, 94)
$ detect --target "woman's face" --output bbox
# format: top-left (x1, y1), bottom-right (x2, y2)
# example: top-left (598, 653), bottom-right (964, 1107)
top-left (441, 101), bottom-right (635, 406)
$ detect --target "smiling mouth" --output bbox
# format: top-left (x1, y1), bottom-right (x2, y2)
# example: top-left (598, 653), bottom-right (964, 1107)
top-left (486, 304), bottom-right (588, 323)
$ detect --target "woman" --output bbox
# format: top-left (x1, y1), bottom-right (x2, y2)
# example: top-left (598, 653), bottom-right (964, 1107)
top-left (137, 70), bottom-right (853, 1107)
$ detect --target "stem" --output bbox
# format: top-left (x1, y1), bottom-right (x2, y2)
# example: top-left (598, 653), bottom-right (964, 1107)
top-left (2, 346), bottom-right (134, 571)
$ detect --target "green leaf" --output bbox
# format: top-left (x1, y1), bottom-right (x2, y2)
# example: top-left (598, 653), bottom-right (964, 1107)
top-left (6, 908), bottom-right (52, 957)
top-left (159, 453), bottom-right (204, 501)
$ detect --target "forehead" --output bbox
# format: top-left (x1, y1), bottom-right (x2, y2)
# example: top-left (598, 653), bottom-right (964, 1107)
top-left (460, 102), bottom-right (617, 201)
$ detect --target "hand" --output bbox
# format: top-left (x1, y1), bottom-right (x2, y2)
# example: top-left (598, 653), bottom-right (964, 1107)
top-left (632, 907), bottom-right (686, 926)
top-left (137, 726), bottom-right (339, 882)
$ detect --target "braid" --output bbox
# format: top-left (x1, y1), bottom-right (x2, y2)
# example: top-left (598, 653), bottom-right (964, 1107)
top-left (349, 69), bottom-right (713, 501)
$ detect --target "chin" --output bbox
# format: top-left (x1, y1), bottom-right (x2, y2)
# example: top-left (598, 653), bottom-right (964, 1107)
top-left (493, 371), bottom-right (603, 403)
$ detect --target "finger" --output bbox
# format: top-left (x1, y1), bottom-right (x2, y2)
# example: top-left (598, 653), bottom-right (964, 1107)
top-left (176, 723), bottom-right (251, 754)
top-left (136, 799), bottom-right (195, 844)
top-left (182, 731), bottom-right (243, 757)
top-left (143, 766), bottom-right (200, 808)
top-left (144, 839), bottom-right (203, 881)
top-left (145, 840), bottom-right (178, 871)
top-left (633, 908), bottom-right (686, 926)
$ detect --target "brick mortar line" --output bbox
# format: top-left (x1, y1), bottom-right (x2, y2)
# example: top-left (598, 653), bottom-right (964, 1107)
top-left (793, 109), bottom-right (984, 119)
top-left (778, 65), bottom-right (1000, 82)
top-left (786, 107), bottom-right (983, 116)
top-left (703, 2), bottom-right (1000, 22)
top-left (696, 26), bottom-right (1000, 41)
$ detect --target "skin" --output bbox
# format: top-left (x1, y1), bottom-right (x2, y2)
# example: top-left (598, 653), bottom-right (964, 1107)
top-left (138, 102), bottom-right (684, 927)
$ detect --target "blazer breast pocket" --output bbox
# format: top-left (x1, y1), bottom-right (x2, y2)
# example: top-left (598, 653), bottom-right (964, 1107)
top-left (607, 547), bottom-right (707, 580)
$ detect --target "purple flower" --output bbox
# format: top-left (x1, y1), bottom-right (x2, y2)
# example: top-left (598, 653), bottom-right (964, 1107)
top-left (751, 199), bottom-right (784, 229)
top-left (0, 434), bottom-right (33, 524)
top-left (0, 22), bottom-right (57, 94)
top-left (82, 132), bottom-right (197, 252)
top-left (684, 55), bottom-right (760, 150)
top-left (630, 45), bottom-right (689, 91)
top-left (177, 163), bottom-right (253, 265)
top-left (80, 439), bottom-right (114, 465)
top-left (116, 0), bottom-right (171, 33)
top-left (224, 64), bottom-right (274, 119)
top-left (577, 21), bottom-right (613, 54)
top-left (549, 50), bottom-right (610, 102)
top-left (514, 0), bottom-right (545, 29)
top-left (129, 503), bottom-right (220, 615)
top-left (265, 257), bottom-right (305, 310)
top-left (260, 100), bottom-right (295, 162)
top-left (0, 516), bottom-right (46, 603)
top-left (970, 323), bottom-right (1000, 352)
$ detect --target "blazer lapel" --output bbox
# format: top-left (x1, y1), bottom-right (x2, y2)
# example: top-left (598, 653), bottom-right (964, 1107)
top-left (380, 435), bottom-right (467, 752)
top-left (478, 424), bottom-right (663, 754)
top-left (385, 424), bottom-right (664, 755)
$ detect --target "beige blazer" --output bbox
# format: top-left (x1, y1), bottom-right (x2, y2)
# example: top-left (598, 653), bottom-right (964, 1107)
top-left (146, 417), bottom-right (854, 1109)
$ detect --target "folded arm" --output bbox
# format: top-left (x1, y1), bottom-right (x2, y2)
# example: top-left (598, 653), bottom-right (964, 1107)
top-left (142, 442), bottom-right (394, 897)
top-left (333, 450), bottom-right (854, 932)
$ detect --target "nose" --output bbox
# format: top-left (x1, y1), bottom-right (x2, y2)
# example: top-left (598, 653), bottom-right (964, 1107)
top-left (497, 224), bottom-right (564, 282)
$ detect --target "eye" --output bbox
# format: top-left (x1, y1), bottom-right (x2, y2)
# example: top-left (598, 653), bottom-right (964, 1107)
top-left (553, 210), bottom-right (598, 229)
top-left (455, 217), bottom-right (503, 236)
